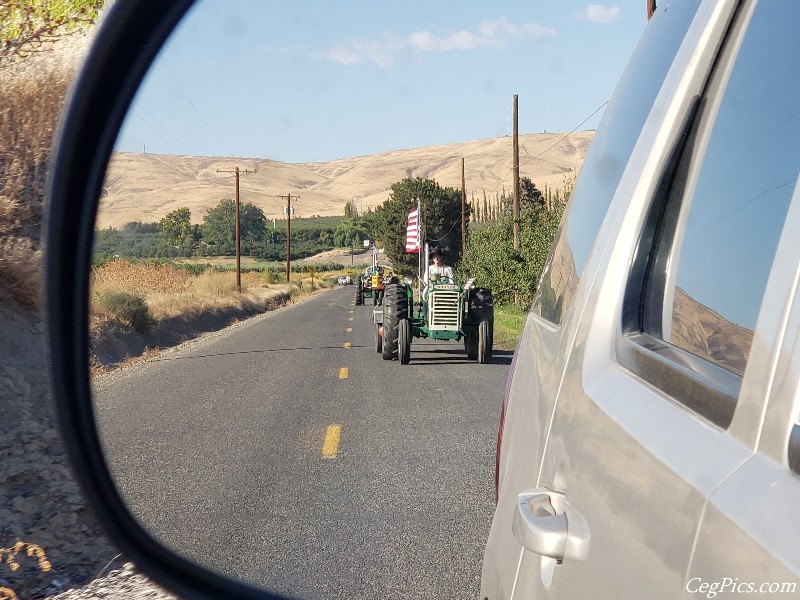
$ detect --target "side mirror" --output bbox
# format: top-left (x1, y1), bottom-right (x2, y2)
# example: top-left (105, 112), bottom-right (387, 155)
top-left (45, 1), bottom-right (284, 598)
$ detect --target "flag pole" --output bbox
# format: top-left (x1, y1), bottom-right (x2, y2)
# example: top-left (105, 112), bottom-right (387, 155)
top-left (417, 197), bottom-right (423, 295)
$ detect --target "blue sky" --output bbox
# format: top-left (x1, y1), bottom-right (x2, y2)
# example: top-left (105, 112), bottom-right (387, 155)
top-left (115, 1), bottom-right (650, 163)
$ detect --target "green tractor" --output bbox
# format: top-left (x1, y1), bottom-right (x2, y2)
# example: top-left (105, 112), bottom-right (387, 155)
top-left (374, 275), bottom-right (493, 364)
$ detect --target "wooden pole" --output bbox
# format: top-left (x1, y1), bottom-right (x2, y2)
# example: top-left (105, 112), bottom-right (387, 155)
top-left (461, 157), bottom-right (467, 258)
top-left (234, 167), bottom-right (241, 292)
top-left (216, 167), bottom-right (253, 292)
top-left (512, 94), bottom-right (520, 251)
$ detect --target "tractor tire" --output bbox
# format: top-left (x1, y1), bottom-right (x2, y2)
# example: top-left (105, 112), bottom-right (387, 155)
top-left (382, 284), bottom-right (409, 361)
top-left (398, 319), bottom-right (411, 364)
top-left (464, 330), bottom-right (478, 360)
top-left (356, 280), bottom-right (363, 305)
top-left (477, 319), bottom-right (493, 364)
top-left (374, 323), bottom-right (382, 353)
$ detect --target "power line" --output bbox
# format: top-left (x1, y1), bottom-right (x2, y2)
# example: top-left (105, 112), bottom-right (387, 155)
top-left (488, 99), bottom-right (609, 194)
top-left (132, 102), bottom-right (196, 155)
top-left (159, 56), bottom-right (234, 157)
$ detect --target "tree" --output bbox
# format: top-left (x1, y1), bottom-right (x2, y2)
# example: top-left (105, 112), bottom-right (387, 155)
top-left (343, 199), bottom-right (358, 219)
top-left (201, 199), bottom-right (267, 256)
top-left (159, 207), bottom-right (193, 248)
top-left (372, 177), bottom-right (467, 275)
top-left (519, 177), bottom-right (545, 211)
top-left (457, 182), bottom-right (567, 306)
top-left (1, 0), bottom-right (104, 59)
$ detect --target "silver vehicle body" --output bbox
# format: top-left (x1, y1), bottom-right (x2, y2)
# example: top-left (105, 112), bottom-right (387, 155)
top-left (482, 1), bottom-right (800, 598)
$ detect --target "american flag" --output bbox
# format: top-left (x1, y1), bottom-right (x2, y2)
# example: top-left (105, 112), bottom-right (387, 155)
top-left (405, 207), bottom-right (419, 253)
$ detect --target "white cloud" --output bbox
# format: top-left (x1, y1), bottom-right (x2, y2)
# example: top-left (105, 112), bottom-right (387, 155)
top-left (582, 5), bottom-right (621, 23)
top-left (317, 17), bottom-right (556, 68)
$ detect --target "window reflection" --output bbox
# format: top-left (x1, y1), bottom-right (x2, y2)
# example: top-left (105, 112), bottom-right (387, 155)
top-left (662, 3), bottom-right (800, 375)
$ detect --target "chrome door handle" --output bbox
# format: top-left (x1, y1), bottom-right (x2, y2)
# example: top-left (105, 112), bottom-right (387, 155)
top-left (513, 489), bottom-right (590, 561)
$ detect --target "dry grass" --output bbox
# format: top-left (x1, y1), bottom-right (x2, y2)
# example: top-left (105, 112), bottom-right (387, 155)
top-left (0, 32), bottom-right (89, 311)
top-left (89, 259), bottom-right (319, 328)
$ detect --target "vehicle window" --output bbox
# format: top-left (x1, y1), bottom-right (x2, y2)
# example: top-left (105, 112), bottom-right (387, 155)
top-left (624, 2), bottom-right (800, 424)
top-left (533, 1), bottom-right (701, 325)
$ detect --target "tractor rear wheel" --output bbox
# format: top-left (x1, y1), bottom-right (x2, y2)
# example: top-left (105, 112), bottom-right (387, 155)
top-left (468, 288), bottom-right (494, 324)
top-left (382, 284), bottom-right (408, 360)
top-left (356, 280), bottom-right (363, 305)
top-left (477, 319), bottom-right (493, 364)
top-left (374, 323), bottom-right (382, 353)
top-left (398, 319), bottom-right (411, 364)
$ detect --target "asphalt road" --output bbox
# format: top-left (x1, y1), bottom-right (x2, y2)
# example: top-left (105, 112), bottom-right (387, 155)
top-left (92, 285), bottom-right (513, 599)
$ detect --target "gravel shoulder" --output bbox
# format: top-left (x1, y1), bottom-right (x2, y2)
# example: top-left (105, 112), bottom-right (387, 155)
top-left (0, 305), bottom-right (178, 599)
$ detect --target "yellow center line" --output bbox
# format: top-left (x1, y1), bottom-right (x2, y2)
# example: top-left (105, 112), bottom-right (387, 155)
top-left (343, 342), bottom-right (352, 348)
top-left (322, 424), bottom-right (342, 459)
top-left (339, 367), bottom-right (349, 379)
top-left (346, 327), bottom-right (353, 333)
top-left (348, 317), bottom-right (354, 322)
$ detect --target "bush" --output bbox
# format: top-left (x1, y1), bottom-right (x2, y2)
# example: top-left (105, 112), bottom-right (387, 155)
top-left (99, 291), bottom-right (155, 332)
top-left (262, 269), bottom-right (279, 284)
top-left (457, 203), bottom-right (565, 306)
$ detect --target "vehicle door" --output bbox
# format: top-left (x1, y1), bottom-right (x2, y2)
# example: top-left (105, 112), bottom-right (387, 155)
top-left (480, 3), bottom-right (707, 599)
top-left (511, 0), bottom-right (800, 598)
top-left (687, 6), bottom-right (800, 581)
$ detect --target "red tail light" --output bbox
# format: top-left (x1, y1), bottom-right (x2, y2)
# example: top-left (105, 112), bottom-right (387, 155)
top-left (495, 342), bottom-right (519, 504)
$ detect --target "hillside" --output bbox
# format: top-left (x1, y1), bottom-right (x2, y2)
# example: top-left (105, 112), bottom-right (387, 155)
top-left (97, 131), bottom-right (593, 228)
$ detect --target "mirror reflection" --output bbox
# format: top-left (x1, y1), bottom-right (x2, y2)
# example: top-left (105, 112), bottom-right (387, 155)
top-left (90, 0), bottom-right (643, 595)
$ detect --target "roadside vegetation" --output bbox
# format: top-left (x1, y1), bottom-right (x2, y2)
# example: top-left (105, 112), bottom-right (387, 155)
top-left (87, 257), bottom-right (360, 370)
top-left (1, 1), bottom-right (102, 310)
top-left (89, 173), bottom-right (568, 359)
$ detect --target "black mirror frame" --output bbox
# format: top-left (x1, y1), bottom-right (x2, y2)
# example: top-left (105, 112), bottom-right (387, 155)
top-left (45, 1), bottom-right (287, 598)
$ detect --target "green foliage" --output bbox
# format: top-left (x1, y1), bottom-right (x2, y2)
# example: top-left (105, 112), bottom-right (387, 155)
top-left (458, 200), bottom-right (565, 306)
top-left (492, 303), bottom-right (529, 349)
top-left (173, 262), bottom-right (213, 276)
top-left (1, 0), bottom-right (104, 59)
top-left (99, 291), bottom-right (155, 333)
top-left (159, 207), bottom-right (193, 248)
top-left (201, 199), bottom-right (267, 255)
top-left (372, 177), bottom-right (467, 275)
top-left (343, 199), bottom-right (358, 219)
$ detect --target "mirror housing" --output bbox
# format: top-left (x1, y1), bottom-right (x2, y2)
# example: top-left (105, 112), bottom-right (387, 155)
top-left (45, 1), bottom-right (286, 598)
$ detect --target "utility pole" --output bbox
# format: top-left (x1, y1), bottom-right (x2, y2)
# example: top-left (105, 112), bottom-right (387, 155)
top-left (279, 193), bottom-right (299, 283)
top-left (647, 0), bottom-right (656, 20)
top-left (217, 166), bottom-right (253, 292)
top-left (461, 157), bottom-right (467, 258)
top-left (512, 94), bottom-right (520, 251)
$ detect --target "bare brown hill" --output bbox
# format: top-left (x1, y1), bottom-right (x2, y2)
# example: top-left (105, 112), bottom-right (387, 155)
top-left (97, 131), bottom-right (594, 228)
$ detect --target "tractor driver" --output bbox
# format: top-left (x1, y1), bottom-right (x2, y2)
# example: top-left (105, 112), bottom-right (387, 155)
top-left (423, 249), bottom-right (455, 289)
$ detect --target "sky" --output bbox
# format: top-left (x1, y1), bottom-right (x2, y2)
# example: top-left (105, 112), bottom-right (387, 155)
top-left (115, 1), bottom-right (651, 164)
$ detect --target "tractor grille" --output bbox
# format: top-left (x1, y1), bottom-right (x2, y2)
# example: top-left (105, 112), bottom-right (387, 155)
top-left (429, 290), bottom-right (461, 330)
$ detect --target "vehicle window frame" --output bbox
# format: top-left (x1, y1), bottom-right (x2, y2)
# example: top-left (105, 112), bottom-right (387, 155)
top-left (617, 0), bottom-right (776, 429)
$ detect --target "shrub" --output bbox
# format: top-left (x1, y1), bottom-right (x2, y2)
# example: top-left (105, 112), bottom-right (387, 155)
top-left (457, 203), bottom-right (565, 306)
top-left (262, 269), bottom-right (279, 284)
top-left (99, 291), bottom-right (155, 332)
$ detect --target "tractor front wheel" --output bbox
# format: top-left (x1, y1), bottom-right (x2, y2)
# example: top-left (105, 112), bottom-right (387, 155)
top-left (477, 319), bottom-right (493, 364)
top-left (398, 319), bottom-right (411, 364)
